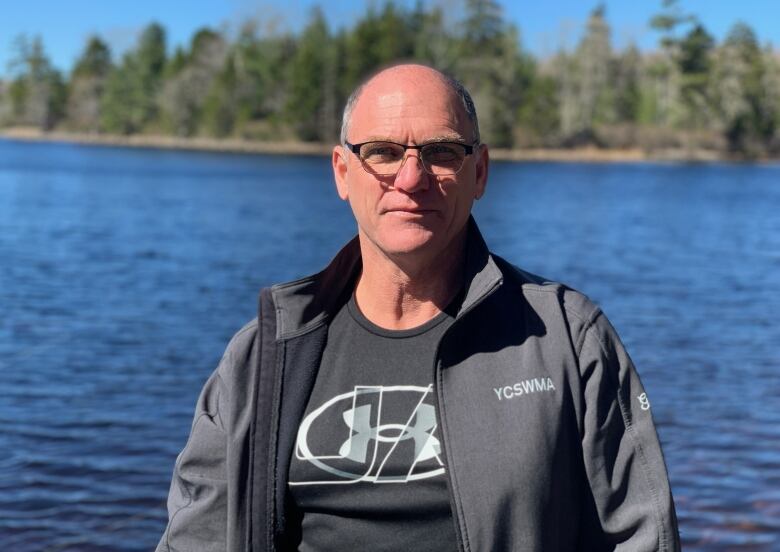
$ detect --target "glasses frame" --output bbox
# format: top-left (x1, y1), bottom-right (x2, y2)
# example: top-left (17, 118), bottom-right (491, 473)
top-left (344, 140), bottom-right (477, 176)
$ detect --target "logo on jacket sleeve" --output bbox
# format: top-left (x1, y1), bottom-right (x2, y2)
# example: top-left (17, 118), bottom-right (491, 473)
top-left (290, 384), bottom-right (445, 485)
top-left (637, 392), bottom-right (651, 410)
top-left (493, 377), bottom-right (556, 401)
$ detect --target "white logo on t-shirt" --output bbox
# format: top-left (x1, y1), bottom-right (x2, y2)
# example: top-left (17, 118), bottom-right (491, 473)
top-left (290, 385), bottom-right (444, 485)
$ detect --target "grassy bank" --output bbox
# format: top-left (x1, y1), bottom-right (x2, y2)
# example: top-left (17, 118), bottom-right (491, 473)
top-left (0, 127), bottom-right (755, 163)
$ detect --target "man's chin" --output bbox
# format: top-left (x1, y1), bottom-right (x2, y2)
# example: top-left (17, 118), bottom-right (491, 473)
top-left (374, 227), bottom-right (439, 257)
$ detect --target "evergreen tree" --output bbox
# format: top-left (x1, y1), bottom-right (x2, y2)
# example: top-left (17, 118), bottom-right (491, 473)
top-left (375, 2), bottom-right (416, 64)
top-left (285, 7), bottom-right (337, 141)
top-left (136, 22), bottom-right (167, 128)
top-left (73, 37), bottom-right (112, 78)
top-left (555, 5), bottom-right (612, 141)
top-left (677, 24), bottom-right (715, 129)
top-left (100, 54), bottom-right (144, 133)
top-left (412, 5), bottom-right (459, 73)
top-left (0, 81), bottom-right (10, 125)
top-left (201, 52), bottom-right (239, 137)
top-left (456, 0), bottom-right (530, 147)
top-left (553, 51), bottom-right (579, 138)
top-left (712, 22), bottom-right (774, 154)
top-left (462, 0), bottom-right (504, 52)
top-left (342, 3), bottom-right (415, 95)
top-left (229, 25), bottom-right (297, 138)
top-left (6, 35), bottom-right (66, 129)
top-left (137, 23), bottom-right (167, 91)
top-left (231, 23), bottom-right (273, 128)
top-left (639, 52), bottom-right (680, 126)
top-left (67, 36), bottom-right (112, 131)
top-left (165, 46), bottom-right (188, 78)
top-left (577, 5), bottom-right (612, 127)
top-left (516, 69), bottom-right (560, 147)
top-left (647, 0), bottom-right (695, 128)
top-left (761, 46), bottom-right (780, 152)
top-left (612, 45), bottom-right (642, 124)
top-left (649, 0), bottom-right (694, 51)
top-left (158, 28), bottom-right (227, 136)
top-left (100, 23), bottom-right (167, 133)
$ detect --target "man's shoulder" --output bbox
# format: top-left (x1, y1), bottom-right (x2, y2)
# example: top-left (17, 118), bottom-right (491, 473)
top-left (491, 253), bottom-right (603, 331)
top-left (215, 318), bottom-right (259, 379)
top-left (225, 317), bottom-right (259, 351)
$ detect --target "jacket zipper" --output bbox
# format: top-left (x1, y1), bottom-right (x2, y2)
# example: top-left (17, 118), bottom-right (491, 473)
top-left (432, 279), bottom-right (502, 552)
top-left (431, 332), bottom-right (468, 552)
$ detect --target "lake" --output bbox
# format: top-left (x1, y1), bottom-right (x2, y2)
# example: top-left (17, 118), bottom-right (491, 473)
top-left (1, 139), bottom-right (778, 551)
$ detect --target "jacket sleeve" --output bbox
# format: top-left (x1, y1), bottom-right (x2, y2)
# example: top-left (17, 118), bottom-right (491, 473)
top-left (156, 320), bottom-right (258, 552)
top-left (576, 310), bottom-right (680, 551)
top-left (156, 369), bottom-right (229, 552)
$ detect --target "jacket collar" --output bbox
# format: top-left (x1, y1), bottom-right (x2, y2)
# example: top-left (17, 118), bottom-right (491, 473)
top-left (270, 216), bottom-right (503, 340)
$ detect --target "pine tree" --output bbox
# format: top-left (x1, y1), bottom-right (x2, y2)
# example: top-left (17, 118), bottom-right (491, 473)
top-left (462, 0), bottom-right (504, 52)
top-left (516, 67), bottom-right (560, 147)
top-left (678, 24), bottom-right (715, 129)
top-left (67, 36), bottom-right (112, 131)
top-left (761, 46), bottom-right (780, 152)
top-left (6, 35), bottom-right (66, 129)
top-left (647, 0), bottom-right (695, 128)
top-left (711, 22), bottom-right (773, 154)
top-left (412, 5), bottom-right (459, 73)
top-left (285, 7), bottom-right (336, 141)
top-left (100, 23), bottom-right (167, 133)
top-left (158, 28), bottom-right (228, 136)
top-left (612, 45), bottom-right (642, 124)
top-left (456, 0), bottom-right (530, 147)
top-left (576, 5), bottom-right (612, 128)
top-left (342, 3), bottom-right (415, 96)
top-left (555, 5), bottom-right (612, 142)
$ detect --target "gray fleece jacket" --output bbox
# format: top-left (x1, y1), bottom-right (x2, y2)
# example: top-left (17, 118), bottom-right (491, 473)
top-left (157, 219), bottom-right (680, 551)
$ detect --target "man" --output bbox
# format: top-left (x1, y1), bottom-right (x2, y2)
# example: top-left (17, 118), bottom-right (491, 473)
top-left (157, 64), bottom-right (680, 551)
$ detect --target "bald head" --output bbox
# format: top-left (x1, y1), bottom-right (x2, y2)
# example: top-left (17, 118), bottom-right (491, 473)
top-left (340, 64), bottom-right (480, 146)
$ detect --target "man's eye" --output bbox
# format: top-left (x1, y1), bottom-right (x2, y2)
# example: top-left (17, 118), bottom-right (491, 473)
top-left (362, 144), bottom-right (402, 160)
top-left (424, 144), bottom-right (460, 161)
top-left (427, 145), bottom-right (457, 154)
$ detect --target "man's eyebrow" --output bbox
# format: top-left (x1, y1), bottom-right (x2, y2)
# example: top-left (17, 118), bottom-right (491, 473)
top-left (357, 133), bottom-right (468, 144)
top-left (422, 133), bottom-right (468, 143)
top-left (357, 136), bottom-right (396, 143)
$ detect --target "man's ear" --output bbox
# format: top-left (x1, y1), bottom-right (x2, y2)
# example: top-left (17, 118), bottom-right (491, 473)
top-left (474, 144), bottom-right (489, 200)
top-left (332, 145), bottom-right (349, 201)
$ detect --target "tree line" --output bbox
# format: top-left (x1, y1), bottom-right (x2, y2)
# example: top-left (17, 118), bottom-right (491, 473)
top-left (1, 0), bottom-right (779, 157)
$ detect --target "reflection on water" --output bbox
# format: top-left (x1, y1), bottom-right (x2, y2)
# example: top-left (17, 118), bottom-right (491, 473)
top-left (1, 140), bottom-right (778, 550)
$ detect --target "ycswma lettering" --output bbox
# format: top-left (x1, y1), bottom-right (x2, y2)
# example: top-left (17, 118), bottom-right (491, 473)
top-left (493, 377), bottom-right (556, 400)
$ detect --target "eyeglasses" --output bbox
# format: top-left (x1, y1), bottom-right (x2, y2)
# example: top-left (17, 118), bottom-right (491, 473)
top-left (344, 140), bottom-right (477, 176)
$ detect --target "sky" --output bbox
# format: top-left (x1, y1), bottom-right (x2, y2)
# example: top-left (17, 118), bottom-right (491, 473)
top-left (2, 0), bottom-right (780, 76)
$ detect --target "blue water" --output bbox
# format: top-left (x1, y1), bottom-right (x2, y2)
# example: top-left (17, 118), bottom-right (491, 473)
top-left (1, 139), bottom-right (778, 550)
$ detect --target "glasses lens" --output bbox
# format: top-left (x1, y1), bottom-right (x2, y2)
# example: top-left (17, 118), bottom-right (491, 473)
top-left (358, 142), bottom-right (405, 174)
top-left (356, 141), bottom-right (468, 176)
top-left (421, 143), bottom-right (467, 175)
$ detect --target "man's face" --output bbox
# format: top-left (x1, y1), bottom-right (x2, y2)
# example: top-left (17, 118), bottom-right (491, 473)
top-left (332, 68), bottom-right (488, 263)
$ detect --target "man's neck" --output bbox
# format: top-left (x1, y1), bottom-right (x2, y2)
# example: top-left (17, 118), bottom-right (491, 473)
top-left (354, 231), bottom-right (467, 330)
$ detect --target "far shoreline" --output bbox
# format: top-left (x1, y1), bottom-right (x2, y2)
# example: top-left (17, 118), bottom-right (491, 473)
top-left (1, 127), bottom-right (774, 164)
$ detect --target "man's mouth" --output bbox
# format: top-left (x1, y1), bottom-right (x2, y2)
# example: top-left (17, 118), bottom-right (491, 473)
top-left (385, 207), bottom-right (436, 214)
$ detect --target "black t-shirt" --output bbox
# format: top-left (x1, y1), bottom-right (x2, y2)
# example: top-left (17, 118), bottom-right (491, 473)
top-left (288, 294), bottom-right (459, 551)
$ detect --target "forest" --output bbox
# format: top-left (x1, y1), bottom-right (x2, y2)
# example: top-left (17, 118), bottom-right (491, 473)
top-left (1, 0), bottom-right (779, 158)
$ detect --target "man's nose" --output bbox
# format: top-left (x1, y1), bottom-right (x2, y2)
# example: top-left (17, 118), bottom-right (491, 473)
top-left (392, 153), bottom-right (429, 193)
